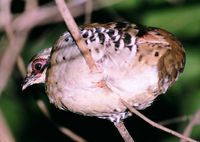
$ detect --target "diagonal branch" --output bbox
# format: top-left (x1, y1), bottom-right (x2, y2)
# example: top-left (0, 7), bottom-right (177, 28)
top-left (114, 121), bottom-right (135, 142)
top-left (180, 110), bottom-right (200, 142)
top-left (0, 110), bottom-right (15, 142)
top-left (120, 99), bottom-right (198, 142)
top-left (159, 115), bottom-right (192, 126)
top-left (36, 100), bottom-right (87, 142)
top-left (84, 0), bottom-right (93, 24)
top-left (0, 0), bottom-right (28, 95)
top-left (55, 0), bottom-right (97, 71)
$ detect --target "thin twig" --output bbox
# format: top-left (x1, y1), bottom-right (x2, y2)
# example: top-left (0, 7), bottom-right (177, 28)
top-left (114, 122), bottom-right (135, 142)
top-left (0, 0), bottom-right (12, 30)
top-left (84, 0), bottom-right (92, 24)
top-left (25, 0), bottom-right (38, 11)
top-left (0, 0), bottom-right (28, 95)
top-left (55, 0), bottom-right (97, 71)
top-left (59, 127), bottom-right (87, 142)
top-left (159, 115), bottom-right (192, 126)
top-left (120, 99), bottom-right (198, 142)
top-left (0, 0), bottom-right (123, 31)
top-left (0, 32), bottom-right (28, 94)
top-left (36, 100), bottom-right (51, 118)
top-left (180, 110), bottom-right (200, 142)
top-left (36, 100), bottom-right (87, 142)
top-left (0, 110), bottom-right (15, 142)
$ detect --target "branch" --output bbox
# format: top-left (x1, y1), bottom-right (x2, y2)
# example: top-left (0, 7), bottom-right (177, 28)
top-left (25, 0), bottom-right (38, 11)
top-left (84, 0), bottom-right (93, 24)
top-left (114, 122), bottom-right (135, 142)
top-left (0, 0), bottom-right (28, 95)
top-left (0, 32), bottom-right (28, 94)
top-left (120, 99), bottom-right (198, 142)
top-left (36, 100), bottom-right (87, 142)
top-left (59, 127), bottom-right (87, 142)
top-left (0, 110), bottom-right (15, 142)
top-left (55, 0), bottom-right (97, 71)
top-left (0, 0), bottom-right (123, 31)
top-left (159, 115), bottom-right (192, 126)
top-left (180, 110), bottom-right (200, 142)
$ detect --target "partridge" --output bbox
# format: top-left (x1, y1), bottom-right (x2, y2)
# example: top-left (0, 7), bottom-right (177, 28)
top-left (22, 22), bottom-right (185, 123)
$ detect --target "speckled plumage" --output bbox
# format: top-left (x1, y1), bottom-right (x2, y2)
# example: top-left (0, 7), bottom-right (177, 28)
top-left (22, 22), bottom-right (185, 122)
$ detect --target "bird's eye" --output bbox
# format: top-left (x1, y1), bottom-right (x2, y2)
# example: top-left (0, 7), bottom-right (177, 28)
top-left (34, 63), bottom-right (42, 71)
top-left (32, 58), bottom-right (47, 73)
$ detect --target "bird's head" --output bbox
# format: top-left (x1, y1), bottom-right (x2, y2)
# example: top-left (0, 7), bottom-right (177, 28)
top-left (22, 47), bottom-right (52, 91)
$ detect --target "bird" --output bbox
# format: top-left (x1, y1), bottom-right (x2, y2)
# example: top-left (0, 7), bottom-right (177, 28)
top-left (22, 22), bottom-right (185, 123)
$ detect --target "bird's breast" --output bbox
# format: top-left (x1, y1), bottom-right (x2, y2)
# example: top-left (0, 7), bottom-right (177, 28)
top-left (46, 41), bottom-right (160, 117)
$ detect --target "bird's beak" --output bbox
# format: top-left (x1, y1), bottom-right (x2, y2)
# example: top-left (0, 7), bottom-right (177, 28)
top-left (22, 74), bottom-right (35, 91)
